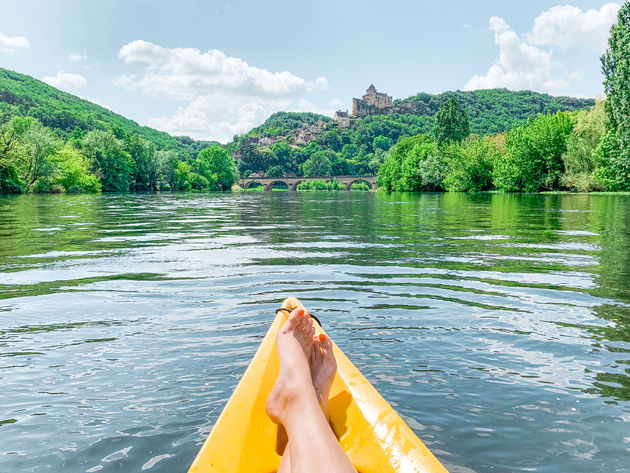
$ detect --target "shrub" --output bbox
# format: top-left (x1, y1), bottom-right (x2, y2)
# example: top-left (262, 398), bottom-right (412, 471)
top-left (493, 111), bottom-right (575, 192)
top-left (297, 179), bottom-right (344, 191)
top-left (377, 134), bottom-right (444, 191)
top-left (350, 181), bottom-right (370, 191)
top-left (444, 136), bottom-right (498, 192)
top-left (266, 165), bottom-right (284, 177)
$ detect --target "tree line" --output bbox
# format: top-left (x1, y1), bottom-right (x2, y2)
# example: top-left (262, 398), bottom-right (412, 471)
top-left (0, 117), bottom-right (235, 194)
top-left (232, 87), bottom-right (594, 181)
top-left (378, 3), bottom-right (630, 193)
top-left (2, 2), bottom-right (627, 195)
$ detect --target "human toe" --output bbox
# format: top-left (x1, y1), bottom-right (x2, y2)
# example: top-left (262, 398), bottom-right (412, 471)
top-left (283, 308), bottom-right (306, 332)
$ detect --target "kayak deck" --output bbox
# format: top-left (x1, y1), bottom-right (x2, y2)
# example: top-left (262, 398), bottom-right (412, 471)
top-left (188, 297), bottom-right (448, 473)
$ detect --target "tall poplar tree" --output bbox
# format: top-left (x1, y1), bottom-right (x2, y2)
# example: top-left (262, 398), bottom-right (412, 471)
top-left (433, 98), bottom-right (470, 146)
top-left (599, 1), bottom-right (630, 190)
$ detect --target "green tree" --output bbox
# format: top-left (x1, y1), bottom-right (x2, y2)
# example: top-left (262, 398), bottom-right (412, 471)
top-left (173, 160), bottom-right (191, 191)
top-left (83, 130), bottom-right (134, 192)
top-left (368, 148), bottom-right (387, 174)
top-left (10, 117), bottom-right (60, 189)
top-left (493, 111), bottom-right (574, 192)
top-left (444, 136), bottom-right (498, 192)
top-left (266, 165), bottom-right (284, 177)
top-left (300, 151), bottom-right (332, 177)
top-left (0, 122), bottom-right (26, 193)
top-left (405, 140), bottom-right (445, 191)
top-left (560, 101), bottom-right (606, 191)
top-left (156, 149), bottom-right (180, 190)
top-left (195, 145), bottom-right (236, 190)
top-left (598, 1), bottom-right (630, 190)
top-left (271, 141), bottom-right (292, 170)
top-left (341, 144), bottom-right (359, 160)
top-left (320, 130), bottom-right (343, 152)
top-left (126, 134), bottom-right (158, 191)
top-left (373, 135), bottom-right (393, 151)
top-left (377, 134), bottom-right (443, 191)
top-left (433, 98), bottom-right (470, 145)
top-left (50, 145), bottom-right (101, 193)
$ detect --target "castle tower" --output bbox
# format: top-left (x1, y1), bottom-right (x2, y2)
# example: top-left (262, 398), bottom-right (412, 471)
top-left (352, 85), bottom-right (393, 115)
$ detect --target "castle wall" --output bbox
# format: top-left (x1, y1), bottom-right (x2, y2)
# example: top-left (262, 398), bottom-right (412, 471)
top-left (353, 86), bottom-right (393, 117)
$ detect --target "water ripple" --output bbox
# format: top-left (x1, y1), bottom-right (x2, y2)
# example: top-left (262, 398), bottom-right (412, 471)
top-left (0, 192), bottom-right (629, 473)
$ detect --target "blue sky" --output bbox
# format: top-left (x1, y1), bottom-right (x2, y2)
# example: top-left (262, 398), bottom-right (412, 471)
top-left (0, 1), bottom-right (621, 142)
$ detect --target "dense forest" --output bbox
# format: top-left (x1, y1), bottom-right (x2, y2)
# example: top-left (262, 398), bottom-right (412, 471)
top-left (231, 90), bottom-right (594, 180)
top-left (398, 89), bottom-right (594, 134)
top-left (2, 0), bottom-right (629, 195)
top-left (0, 68), bottom-right (217, 156)
top-left (0, 68), bottom-right (234, 194)
top-left (377, 3), bottom-right (630, 193)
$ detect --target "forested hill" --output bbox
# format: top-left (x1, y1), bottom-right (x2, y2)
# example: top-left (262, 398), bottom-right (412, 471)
top-left (230, 89), bottom-right (596, 178)
top-left (397, 89), bottom-right (595, 134)
top-left (0, 67), bottom-right (216, 157)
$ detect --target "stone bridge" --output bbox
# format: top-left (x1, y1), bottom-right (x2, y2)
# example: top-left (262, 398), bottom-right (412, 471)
top-left (238, 175), bottom-right (377, 191)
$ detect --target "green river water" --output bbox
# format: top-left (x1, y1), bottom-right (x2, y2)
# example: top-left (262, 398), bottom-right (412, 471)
top-left (0, 192), bottom-right (629, 472)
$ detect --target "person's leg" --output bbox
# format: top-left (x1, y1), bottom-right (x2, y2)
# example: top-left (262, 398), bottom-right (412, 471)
top-left (277, 332), bottom-right (338, 473)
top-left (267, 309), bottom-right (356, 473)
top-left (277, 443), bottom-right (291, 473)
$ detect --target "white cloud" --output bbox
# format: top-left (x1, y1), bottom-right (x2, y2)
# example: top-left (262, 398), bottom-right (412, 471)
top-left (115, 40), bottom-right (327, 100)
top-left (69, 52), bottom-right (87, 62)
top-left (0, 31), bottom-right (29, 53)
top-left (148, 92), bottom-right (291, 142)
top-left (465, 16), bottom-right (568, 93)
top-left (295, 98), bottom-right (335, 116)
top-left (116, 40), bottom-right (330, 141)
top-left (330, 98), bottom-right (344, 108)
top-left (466, 4), bottom-right (621, 95)
top-left (309, 77), bottom-right (329, 91)
top-left (148, 93), bottom-right (336, 143)
top-left (528, 3), bottom-right (620, 52)
top-left (42, 71), bottom-right (87, 90)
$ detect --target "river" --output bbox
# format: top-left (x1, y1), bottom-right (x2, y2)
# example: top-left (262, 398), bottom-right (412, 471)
top-left (1, 192), bottom-right (629, 472)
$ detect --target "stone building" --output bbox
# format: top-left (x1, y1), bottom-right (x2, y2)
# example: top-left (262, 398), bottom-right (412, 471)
top-left (333, 110), bottom-right (350, 128)
top-left (352, 84), bottom-right (393, 116)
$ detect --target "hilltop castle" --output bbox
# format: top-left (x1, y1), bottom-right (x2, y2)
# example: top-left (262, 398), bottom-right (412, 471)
top-left (353, 84), bottom-right (392, 115)
top-left (334, 84), bottom-right (394, 127)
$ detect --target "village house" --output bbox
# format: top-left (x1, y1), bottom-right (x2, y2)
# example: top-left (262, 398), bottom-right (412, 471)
top-left (333, 110), bottom-right (350, 128)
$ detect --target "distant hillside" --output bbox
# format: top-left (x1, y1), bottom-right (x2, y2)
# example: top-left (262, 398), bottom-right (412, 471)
top-left (230, 88), bottom-right (597, 178)
top-left (245, 112), bottom-right (331, 138)
top-left (0, 67), bottom-right (216, 158)
top-left (396, 88), bottom-right (595, 134)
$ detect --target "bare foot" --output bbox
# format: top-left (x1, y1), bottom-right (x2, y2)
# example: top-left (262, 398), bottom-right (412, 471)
top-left (266, 309), bottom-right (317, 425)
top-left (310, 333), bottom-right (337, 418)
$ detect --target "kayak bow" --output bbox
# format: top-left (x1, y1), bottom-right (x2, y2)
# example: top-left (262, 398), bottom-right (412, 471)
top-left (188, 297), bottom-right (448, 473)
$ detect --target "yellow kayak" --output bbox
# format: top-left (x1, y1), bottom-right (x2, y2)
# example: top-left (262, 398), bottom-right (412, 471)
top-left (188, 297), bottom-right (448, 473)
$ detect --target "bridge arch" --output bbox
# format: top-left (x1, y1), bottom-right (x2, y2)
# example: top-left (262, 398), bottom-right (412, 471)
top-left (267, 180), bottom-right (291, 191)
top-left (244, 181), bottom-right (264, 190)
top-left (346, 178), bottom-right (376, 191)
